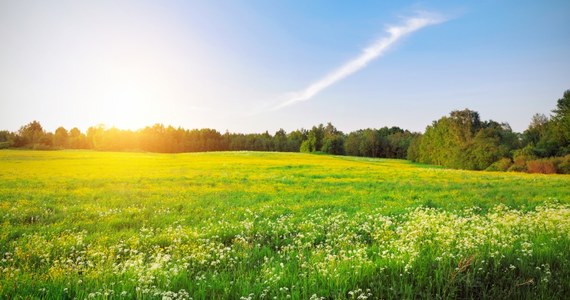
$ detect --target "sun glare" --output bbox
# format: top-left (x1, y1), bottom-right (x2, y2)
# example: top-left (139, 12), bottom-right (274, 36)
top-left (90, 57), bottom-right (173, 130)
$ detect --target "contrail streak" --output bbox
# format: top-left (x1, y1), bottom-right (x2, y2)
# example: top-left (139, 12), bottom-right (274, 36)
top-left (272, 15), bottom-right (445, 110)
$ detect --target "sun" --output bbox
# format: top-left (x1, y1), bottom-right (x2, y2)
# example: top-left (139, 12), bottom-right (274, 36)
top-left (92, 62), bottom-right (165, 130)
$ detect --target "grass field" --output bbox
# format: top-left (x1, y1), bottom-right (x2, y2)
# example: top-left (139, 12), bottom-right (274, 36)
top-left (1, 150), bottom-right (569, 299)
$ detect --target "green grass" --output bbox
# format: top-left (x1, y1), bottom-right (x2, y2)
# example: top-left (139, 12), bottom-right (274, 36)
top-left (0, 150), bottom-right (569, 299)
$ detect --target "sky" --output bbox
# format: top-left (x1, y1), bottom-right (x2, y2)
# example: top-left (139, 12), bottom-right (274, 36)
top-left (1, 1), bottom-right (569, 134)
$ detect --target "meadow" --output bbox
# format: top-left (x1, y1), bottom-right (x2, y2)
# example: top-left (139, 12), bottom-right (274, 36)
top-left (0, 150), bottom-right (569, 299)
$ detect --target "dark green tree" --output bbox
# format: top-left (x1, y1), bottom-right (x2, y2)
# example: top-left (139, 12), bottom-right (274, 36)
top-left (545, 89), bottom-right (570, 155)
top-left (322, 135), bottom-right (345, 155)
top-left (286, 129), bottom-right (306, 152)
top-left (344, 131), bottom-right (362, 156)
top-left (523, 114), bottom-right (549, 146)
top-left (273, 129), bottom-right (288, 152)
top-left (321, 123), bottom-right (344, 155)
top-left (0, 130), bottom-right (15, 149)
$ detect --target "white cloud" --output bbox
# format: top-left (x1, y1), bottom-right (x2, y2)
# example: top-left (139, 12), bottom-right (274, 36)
top-left (272, 14), bottom-right (445, 110)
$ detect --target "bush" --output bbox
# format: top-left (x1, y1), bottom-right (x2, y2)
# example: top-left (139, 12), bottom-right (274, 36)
top-left (555, 154), bottom-right (570, 174)
top-left (485, 158), bottom-right (512, 172)
top-left (527, 159), bottom-right (557, 174)
top-left (507, 164), bottom-right (527, 172)
top-left (513, 154), bottom-right (533, 166)
top-left (508, 154), bottom-right (531, 172)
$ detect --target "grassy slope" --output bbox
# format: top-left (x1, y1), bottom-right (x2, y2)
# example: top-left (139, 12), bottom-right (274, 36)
top-left (0, 150), bottom-right (569, 299)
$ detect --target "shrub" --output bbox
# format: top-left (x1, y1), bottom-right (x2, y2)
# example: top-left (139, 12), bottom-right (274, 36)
top-left (508, 154), bottom-right (530, 172)
top-left (513, 154), bottom-right (533, 166)
top-left (507, 164), bottom-right (527, 172)
top-left (555, 154), bottom-right (570, 174)
top-left (485, 158), bottom-right (512, 172)
top-left (527, 159), bottom-right (557, 174)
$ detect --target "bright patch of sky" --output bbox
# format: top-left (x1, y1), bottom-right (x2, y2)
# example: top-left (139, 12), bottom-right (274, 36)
top-left (1, 1), bottom-right (569, 133)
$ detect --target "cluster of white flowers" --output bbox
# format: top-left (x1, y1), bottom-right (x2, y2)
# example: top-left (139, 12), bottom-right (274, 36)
top-left (1, 203), bottom-right (568, 298)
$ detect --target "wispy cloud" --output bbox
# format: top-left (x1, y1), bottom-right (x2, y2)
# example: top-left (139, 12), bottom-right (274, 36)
top-left (272, 13), bottom-right (445, 110)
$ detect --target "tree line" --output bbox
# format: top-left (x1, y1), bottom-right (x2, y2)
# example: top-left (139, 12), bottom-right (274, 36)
top-left (0, 120), bottom-right (414, 159)
top-left (1, 90), bottom-right (568, 174)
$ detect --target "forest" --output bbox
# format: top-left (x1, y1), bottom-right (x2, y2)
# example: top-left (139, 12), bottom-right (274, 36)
top-left (1, 89), bottom-right (569, 174)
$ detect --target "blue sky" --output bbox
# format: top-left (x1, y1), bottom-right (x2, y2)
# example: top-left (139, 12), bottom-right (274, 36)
top-left (0, 1), bottom-right (569, 134)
